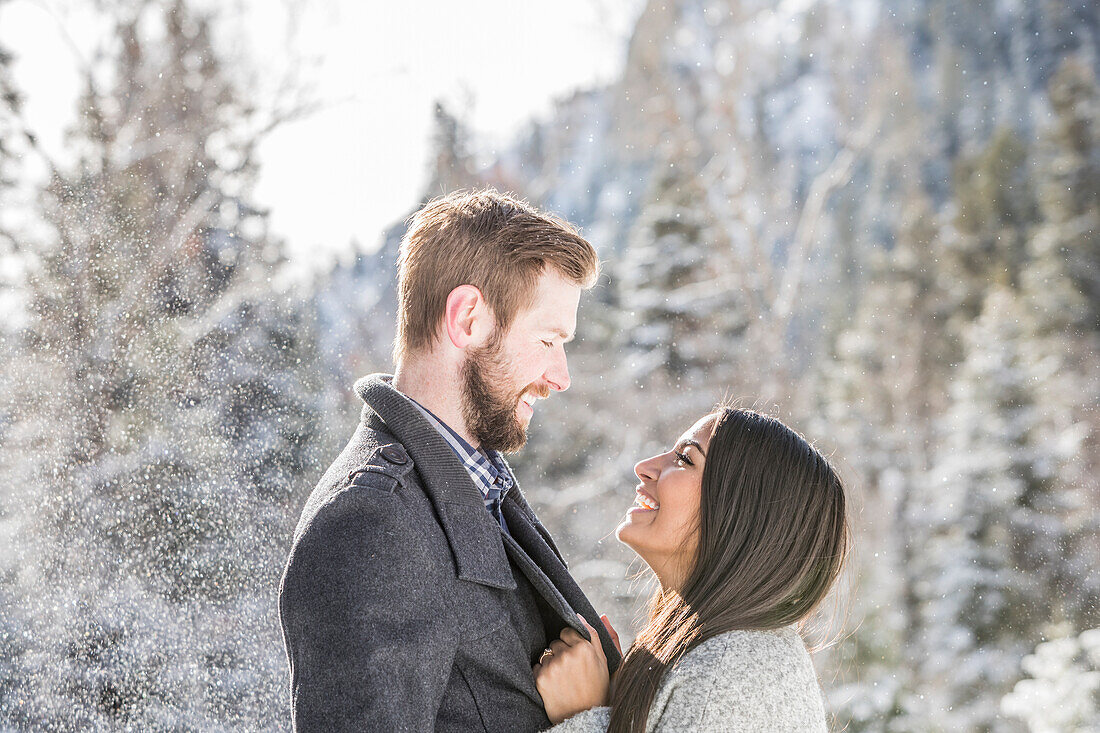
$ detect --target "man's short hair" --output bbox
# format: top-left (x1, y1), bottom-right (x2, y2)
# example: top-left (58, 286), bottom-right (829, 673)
top-left (394, 189), bottom-right (600, 364)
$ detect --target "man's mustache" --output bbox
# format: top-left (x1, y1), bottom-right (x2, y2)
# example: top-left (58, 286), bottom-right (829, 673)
top-left (521, 383), bottom-right (552, 401)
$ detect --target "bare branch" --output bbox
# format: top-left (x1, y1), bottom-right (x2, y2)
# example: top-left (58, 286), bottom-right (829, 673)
top-left (771, 113), bottom-right (882, 328)
top-left (109, 187), bottom-right (220, 337)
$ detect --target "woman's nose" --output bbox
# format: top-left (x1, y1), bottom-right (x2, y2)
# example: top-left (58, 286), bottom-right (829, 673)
top-left (634, 454), bottom-right (661, 482)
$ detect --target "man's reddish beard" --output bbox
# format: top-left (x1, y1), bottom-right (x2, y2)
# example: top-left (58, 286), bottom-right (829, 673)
top-left (460, 330), bottom-right (547, 453)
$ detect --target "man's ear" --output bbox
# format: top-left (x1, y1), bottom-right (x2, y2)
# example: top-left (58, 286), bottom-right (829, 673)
top-left (444, 285), bottom-right (492, 349)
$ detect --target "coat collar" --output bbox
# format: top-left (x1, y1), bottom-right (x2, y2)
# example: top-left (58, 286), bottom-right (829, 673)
top-left (356, 373), bottom-right (515, 590)
top-left (355, 373), bottom-right (622, 672)
top-left (501, 496), bottom-right (623, 673)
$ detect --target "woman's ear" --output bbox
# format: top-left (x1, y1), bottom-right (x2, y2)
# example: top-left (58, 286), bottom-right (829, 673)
top-left (444, 285), bottom-right (491, 349)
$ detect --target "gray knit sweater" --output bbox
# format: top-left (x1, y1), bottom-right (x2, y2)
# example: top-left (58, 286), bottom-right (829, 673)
top-left (548, 627), bottom-right (828, 732)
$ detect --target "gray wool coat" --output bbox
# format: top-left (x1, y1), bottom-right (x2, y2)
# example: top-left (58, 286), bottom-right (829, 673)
top-left (278, 374), bottom-right (621, 732)
top-left (550, 627), bottom-right (828, 733)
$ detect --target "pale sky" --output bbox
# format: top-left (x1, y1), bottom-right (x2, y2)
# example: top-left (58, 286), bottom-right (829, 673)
top-left (0, 0), bottom-right (643, 273)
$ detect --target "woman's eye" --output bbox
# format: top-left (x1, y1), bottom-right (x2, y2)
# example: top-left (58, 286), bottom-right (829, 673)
top-left (674, 451), bottom-right (693, 466)
top-left (541, 340), bottom-right (553, 348)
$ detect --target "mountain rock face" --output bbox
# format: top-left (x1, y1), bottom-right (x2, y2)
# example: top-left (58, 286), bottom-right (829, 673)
top-left (313, 1), bottom-right (1100, 730)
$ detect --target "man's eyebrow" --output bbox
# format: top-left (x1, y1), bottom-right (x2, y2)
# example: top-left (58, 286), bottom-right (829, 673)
top-left (553, 328), bottom-right (575, 343)
top-left (677, 439), bottom-right (706, 457)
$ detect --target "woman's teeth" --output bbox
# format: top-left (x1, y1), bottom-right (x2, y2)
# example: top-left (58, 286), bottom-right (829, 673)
top-left (635, 493), bottom-right (659, 511)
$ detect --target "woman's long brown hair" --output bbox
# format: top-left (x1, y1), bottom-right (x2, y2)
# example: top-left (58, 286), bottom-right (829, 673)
top-left (607, 407), bottom-right (850, 733)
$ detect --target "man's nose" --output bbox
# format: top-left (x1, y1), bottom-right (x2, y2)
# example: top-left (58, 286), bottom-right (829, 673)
top-left (544, 344), bottom-right (571, 392)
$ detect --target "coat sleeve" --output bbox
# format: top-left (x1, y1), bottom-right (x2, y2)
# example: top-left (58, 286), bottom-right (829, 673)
top-left (279, 484), bottom-right (456, 732)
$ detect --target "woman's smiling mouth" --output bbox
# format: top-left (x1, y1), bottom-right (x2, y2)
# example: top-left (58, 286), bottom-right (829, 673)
top-left (633, 490), bottom-right (660, 511)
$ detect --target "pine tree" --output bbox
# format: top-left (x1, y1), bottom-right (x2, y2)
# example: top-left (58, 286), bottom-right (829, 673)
top-left (615, 137), bottom-right (748, 432)
top-left (944, 126), bottom-right (1040, 321)
top-left (858, 56), bottom-right (1100, 732)
top-left (423, 100), bottom-right (478, 198)
top-left (1027, 55), bottom-right (1100, 336)
top-left (815, 193), bottom-right (955, 732)
top-left (909, 286), bottom-right (1084, 731)
top-left (0, 1), bottom-right (326, 728)
top-left (1020, 53), bottom-right (1100, 629)
top-left (1002, 627), bottom-right (1100, 732)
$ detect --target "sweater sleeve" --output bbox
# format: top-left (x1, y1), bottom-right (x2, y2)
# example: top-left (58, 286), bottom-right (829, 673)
top-left (649, 629), bottom-right (828, 733)
top-left (693, 631), bottom-right (828, 733)
top-left (548, 706), bottom-right (611, 732)
top-left (645, 661), bottom-right (721, 732)
top-left (546, 630), bottom-right (828, 733)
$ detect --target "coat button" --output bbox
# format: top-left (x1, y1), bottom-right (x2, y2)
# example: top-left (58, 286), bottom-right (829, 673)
top-left (380, 445), bottom-right (408, 465)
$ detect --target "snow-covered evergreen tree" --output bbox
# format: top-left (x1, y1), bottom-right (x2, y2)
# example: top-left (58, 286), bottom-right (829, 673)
top-left (909, 285), bottom-right (1084, 731)
top-left (943, 126), bottom-right (1039, 322)
top-left (1020, 53), bottom-right (1100, 628)
top-left (1002, 627), bottom-right (1100, 732)
top-left (424, 101), bottom-right (478, 198)
top-left (816, 193), bottom-right (953, 732)
top-left (0, 1), bottom-right (327, 728)
top-left (1026, 55), bottom-right (1100, 337)
top-left (615, 136), bottom-right (747, 428)
top-left (824, 54), bottom-right (1098, 731)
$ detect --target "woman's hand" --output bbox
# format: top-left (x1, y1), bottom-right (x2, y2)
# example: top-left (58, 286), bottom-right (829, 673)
top-left (600, 613), bottom-right (622, 658)
top-left (533, 616), bottom-right (611, 724)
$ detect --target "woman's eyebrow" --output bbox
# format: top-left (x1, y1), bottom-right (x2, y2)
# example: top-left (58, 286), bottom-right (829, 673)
top-left (677, 438), bottom-right (706, 457)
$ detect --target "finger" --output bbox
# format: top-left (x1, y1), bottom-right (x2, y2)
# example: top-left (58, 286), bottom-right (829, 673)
top-left (576, 616), bottom-right (606, 661)
top-left (601, 613), bottom-right (623, 656)
top-left (559, 627), bottom-right (586, 646)
top-left (549, 639), bottom-right (570, 656)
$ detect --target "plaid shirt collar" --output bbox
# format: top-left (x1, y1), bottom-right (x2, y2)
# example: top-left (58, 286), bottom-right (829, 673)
top-left (404, 396), bottom-right (515, 518)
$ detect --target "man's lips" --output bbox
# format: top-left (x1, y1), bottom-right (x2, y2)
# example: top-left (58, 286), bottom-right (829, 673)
top-left (517, 387), bottom-right (549, 416)
top-left (518, 400), bottom-right (534, 419)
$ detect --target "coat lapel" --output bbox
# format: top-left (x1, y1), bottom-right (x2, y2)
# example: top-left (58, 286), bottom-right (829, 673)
top-left (356, 374), bottom-right (516, 591)
top-left (357, 373), bottom-right (621, 672)
top-left (501, 487), bottom-right (623, 673)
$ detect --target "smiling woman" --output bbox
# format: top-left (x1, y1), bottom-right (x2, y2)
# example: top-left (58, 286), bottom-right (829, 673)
top-left (616, 413), bottom-right (717, 591)
top-left (535, 406), bottom-right (850, 732)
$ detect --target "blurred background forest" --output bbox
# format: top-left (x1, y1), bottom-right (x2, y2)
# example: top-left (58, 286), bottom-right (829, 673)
top-left (1, 0), bottom-right (1098, 730)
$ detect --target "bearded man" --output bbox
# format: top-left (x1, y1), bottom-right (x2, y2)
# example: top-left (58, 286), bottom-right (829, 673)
top-left (278, 189), bottom-right (621, 732)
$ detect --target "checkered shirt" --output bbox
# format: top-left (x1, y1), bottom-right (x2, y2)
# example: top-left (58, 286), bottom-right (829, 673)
top-left (406, 397), bottom-right (514, 533)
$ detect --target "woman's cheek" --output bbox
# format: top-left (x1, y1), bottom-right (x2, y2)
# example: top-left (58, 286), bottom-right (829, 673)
top-left (665, 505), bottom-right (695, 549)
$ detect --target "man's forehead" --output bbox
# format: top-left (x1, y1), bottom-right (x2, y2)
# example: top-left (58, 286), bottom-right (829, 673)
top-left (525, 315), bottom-right (576, 340)
top-left (521, 278), bottom-right (580, 334)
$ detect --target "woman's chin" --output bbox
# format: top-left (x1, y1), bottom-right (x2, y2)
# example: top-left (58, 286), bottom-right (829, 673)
top-left (614, 518), bottom-right (643, 551)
